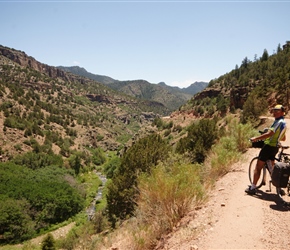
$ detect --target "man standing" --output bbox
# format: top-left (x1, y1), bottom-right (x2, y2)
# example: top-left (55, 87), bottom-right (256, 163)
top-left (245, 104), bottom-right (287, 195)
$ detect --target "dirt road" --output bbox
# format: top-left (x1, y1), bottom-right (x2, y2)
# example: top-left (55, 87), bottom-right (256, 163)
top-left (158, 118), bottom-right (290, 250)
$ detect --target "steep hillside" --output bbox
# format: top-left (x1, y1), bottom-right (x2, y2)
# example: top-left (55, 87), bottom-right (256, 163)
top-left (107, 79), bottom-right (192, 111)
top-left (176, 41), bottom-right (290, 121)
top-left (0, 45), bottom-right (167, 160)
top-left (58, 66), bottom-right (208, 111)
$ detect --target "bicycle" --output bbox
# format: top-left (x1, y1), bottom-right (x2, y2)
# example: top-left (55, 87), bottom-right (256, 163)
top-left (248, 141), bottom-right (290, 206)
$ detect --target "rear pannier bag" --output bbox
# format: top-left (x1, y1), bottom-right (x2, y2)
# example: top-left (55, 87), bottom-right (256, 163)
top-left (271, 162), bottom-right (290, 188)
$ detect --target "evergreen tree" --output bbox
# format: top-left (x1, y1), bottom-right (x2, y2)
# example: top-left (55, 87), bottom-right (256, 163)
top-left (176, 119), bottom-right (218, 163)
top-left (106, 133), bottom-right (170, 227)
top-left (261, 49), bottom-right (269, 61)
top-left (41, 233), bottom-right (56, 250)
top-left (277, 43), bottom-right (282, 53)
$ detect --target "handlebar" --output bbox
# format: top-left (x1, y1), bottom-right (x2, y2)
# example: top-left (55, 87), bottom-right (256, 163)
top-left (259, 129), bottom-right (268, 134)
top-left (249, 138), bottom-right (289, 150)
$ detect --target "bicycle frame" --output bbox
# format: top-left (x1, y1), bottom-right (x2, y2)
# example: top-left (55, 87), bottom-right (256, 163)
top-left (248, 145), bottom-right (290, 206)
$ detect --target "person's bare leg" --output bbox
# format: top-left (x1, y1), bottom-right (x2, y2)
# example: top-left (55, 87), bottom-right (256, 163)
top-left (253, 160), bottom-right (265, 186)
top-left (271, 160), bottom-right (275, 172)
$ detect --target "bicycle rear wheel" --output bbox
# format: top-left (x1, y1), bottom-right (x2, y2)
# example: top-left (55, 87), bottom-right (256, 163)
top-left (276, 183), bottom-right (290, 206)
top-left (248, 156), bottom-right (266, 189)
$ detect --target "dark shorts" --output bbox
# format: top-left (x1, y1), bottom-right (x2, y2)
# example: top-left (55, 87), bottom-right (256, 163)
top-left (258, 144), bottom-right (279, 162)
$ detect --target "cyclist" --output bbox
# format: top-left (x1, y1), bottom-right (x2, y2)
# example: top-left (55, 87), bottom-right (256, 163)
top-left (245, 104), bottom-right (287, 195)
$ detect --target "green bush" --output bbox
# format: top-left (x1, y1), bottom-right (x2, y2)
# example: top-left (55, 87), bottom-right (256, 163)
top-left (4, 115), bottom-right (27, 130)
top-left (106, 133), bottom-right (170, 227)
top-left (41, 233), bottom-right (56, 250)
top-left (91, 147), bottom-right (106, 166)
top-left (12, 151), bottom-right (63, 170)
top-left (103, 155), bottom-right (121, 178)
top-left (176, 118), bottom-right (218, 163)
top-left (207, 117), bottom-right (255, 179)
top-left (163, 128), bottom-right (171, 137)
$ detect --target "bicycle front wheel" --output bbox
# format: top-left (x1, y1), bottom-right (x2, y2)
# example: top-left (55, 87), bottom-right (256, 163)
top-left (276, 183), bottom-right (290, 206)
top-left (248, 156), bottom-right (266, 189)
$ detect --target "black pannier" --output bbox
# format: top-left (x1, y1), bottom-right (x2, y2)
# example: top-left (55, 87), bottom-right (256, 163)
top-left (271, 162), bottom-right (290, 188)
top-left (251, 140), bottom-right (264, 148)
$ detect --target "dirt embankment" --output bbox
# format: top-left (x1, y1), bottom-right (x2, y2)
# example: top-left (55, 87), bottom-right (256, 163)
top-left (157, 118), bottom-right (290, 250)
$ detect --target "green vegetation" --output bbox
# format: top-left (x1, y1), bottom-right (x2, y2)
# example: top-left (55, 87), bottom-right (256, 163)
top-left (41, 234), bottom-right (56, 250)
top-left (0, 163), bottom-right (85, 243)
top-left (180, 43), bottom-right (290, 123)
top-left (240, 91), bottom-right (268, 125)
top-left (84, 115), bottom-right (255, 250)
top-left (106, 133), bottom-right (171, 227)
top-left (134, 157), bottom-right (204, 249)
top-left (0, 43), bottom-right (289, 249)
top-left (176, 118), bottom-right (218, 163)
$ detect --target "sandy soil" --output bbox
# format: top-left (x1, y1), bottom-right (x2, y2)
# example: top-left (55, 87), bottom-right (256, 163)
top-left (157, 118), bottom-right (290, 250)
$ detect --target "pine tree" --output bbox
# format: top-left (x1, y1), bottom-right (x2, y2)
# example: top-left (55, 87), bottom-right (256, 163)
top-left (41, 233), bottom-right (56, 250)
top-left (261, 49), bottom-right (269, 61)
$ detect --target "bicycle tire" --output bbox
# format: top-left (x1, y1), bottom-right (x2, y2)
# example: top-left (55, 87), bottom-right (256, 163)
top-left (248, 156), bottom-right (266, 189)
top-left (276, 184), bottom-right (290, 206)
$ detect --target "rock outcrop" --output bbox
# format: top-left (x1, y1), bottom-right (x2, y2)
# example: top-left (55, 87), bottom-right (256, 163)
top-left (0, 45), bottom-right (65, 78)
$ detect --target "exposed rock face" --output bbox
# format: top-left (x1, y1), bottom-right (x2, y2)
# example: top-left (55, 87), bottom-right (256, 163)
top-left (230, 87), bottom-right (249, 109)
top-left (140, 112), bottom-right (158, 121)
top-left (0, 46), bottom-right (65, 78)
top-left (194, 88), bottom-right (221, 100)
top-left (86, 94), bottom-right (112, 104)
top-left (194, 86), bottom-right (250, 109)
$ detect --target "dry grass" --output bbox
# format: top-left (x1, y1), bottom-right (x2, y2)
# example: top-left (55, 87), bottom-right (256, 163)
top-left (76, 117), bottom-right (257, 250)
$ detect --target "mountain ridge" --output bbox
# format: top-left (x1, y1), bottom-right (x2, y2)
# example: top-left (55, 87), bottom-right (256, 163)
top-left (0, 44), bottom-right (169, 157)
top-left (58, 66), bottom-right (208, 111)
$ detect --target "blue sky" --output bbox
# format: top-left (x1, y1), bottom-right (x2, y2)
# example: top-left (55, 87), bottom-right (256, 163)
top-left (1, 1), bottom-right (290, 88)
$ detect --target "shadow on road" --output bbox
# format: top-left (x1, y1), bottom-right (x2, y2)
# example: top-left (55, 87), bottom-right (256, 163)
top-left (249, 189), bottom-right (290, 212)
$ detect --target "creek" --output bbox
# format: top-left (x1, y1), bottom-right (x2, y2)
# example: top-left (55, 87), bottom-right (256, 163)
top-left (86, 171), bottom-right (107, 220)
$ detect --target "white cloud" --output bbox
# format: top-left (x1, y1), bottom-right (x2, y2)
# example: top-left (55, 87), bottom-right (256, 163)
top-left (169, 79), bottom-right (195, 88)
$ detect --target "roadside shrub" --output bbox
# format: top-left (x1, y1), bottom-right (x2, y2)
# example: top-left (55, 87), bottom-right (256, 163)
top-left (133, 156), bottom-right (204, 249)
top-left (227, 118), bottom-right (254, 152)
top-left (205, 117), bottom-right (255, 180)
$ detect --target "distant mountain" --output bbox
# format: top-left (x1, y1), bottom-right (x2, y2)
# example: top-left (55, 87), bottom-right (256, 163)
top-left (58, 66), bottom-right (117, 85)
top-left (157, 81), bottom-right (209, 95)
top-left (58, 66), bottom-right (208, 111)
top-left (108, 79), bottom-right (193, 111)
top-left (181, 81), bottom-right (209, 95)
